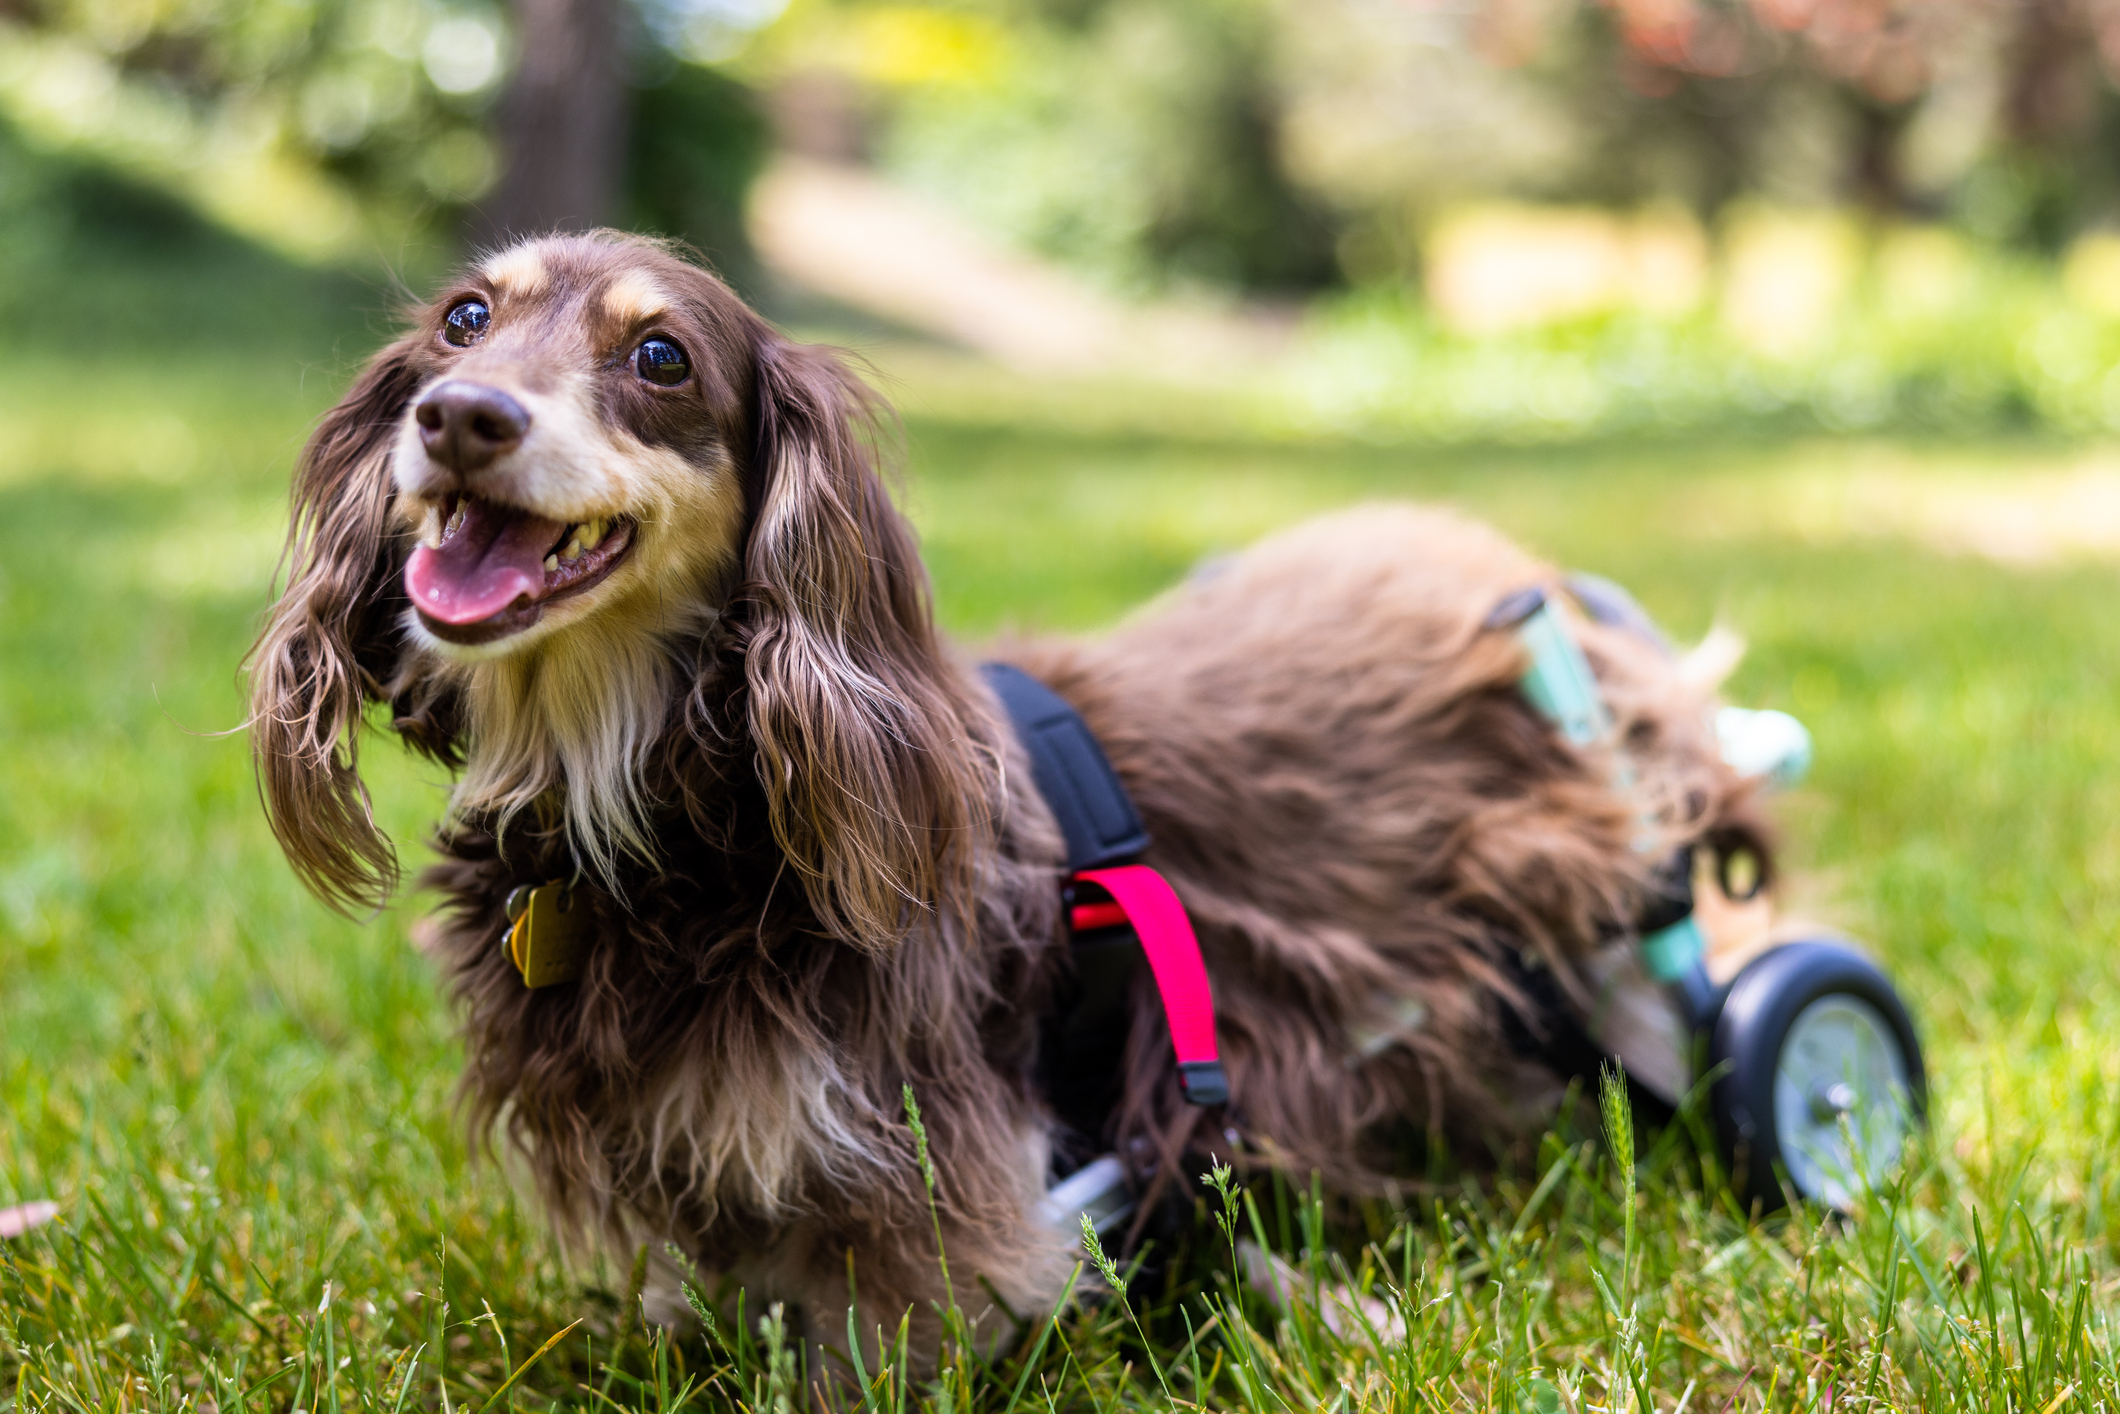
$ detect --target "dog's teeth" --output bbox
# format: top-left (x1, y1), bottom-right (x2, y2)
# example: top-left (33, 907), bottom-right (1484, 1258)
top-left (561, 538), bottom-right (583, 562)
top-left (544, 554), bottom-right (559, 574)
top-left (581, 519), bottom-right (604, 551)
top-left (445, 503), bottom-right (465, 536)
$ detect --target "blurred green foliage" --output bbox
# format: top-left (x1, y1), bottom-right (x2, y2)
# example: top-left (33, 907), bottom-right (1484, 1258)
top-left (18, 0), bottom-right (2120, 307)
top-left (880, 0), bottom-right (1337, 295)
top-left (1276, 264), bottom-right (2120, 445)
top-left (1512, 0), bottom-right (2120, 255)
top-left (0, 0), bottom-right (771, 269)
top-left (625, 58), bottom-right (771, 291)
top-left (861, 223), bottom-right (2120, 446)
top-left (0, 116), bottom-right (383, 353)
top-left (3, 0), bottom-right (505, 237)
top-left (784, 0), bottom-right (2120, 292)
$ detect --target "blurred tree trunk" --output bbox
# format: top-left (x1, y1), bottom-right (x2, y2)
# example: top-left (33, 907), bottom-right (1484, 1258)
top-left (2003, 0), bottom-right (2096, 151)
top-left (1847, 100), bottom-right (1912, 216)
top-left (473, 0), bottom-right (628, 245)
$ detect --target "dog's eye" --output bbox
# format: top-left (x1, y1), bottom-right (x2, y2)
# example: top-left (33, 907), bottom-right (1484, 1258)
top-left (635, 337), bottom-right (690, 387)
top-left (443, 300), bottom-right (490, 347)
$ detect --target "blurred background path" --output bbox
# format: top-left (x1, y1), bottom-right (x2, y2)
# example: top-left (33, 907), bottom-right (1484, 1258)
top-left (745, 153), bottom-right (1294, 377)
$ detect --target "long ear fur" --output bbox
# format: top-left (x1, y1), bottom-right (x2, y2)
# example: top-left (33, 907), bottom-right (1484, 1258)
top-left (738, 338), bottom-right (992, 950)
top-left (247, 342), bottom-right (422, 914)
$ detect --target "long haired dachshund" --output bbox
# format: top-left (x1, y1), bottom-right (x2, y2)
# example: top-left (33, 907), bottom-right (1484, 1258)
top-left (250, 232), bottom-right (1767, 1355)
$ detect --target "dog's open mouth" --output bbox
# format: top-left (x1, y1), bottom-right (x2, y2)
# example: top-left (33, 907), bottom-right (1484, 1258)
top-left (406, 495), bottom-right (636, 645)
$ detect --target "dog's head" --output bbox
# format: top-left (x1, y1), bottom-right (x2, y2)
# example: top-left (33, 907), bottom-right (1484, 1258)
top-left (252, 232), bottom-right (989, 939)
top-left (387, 240), bottom-right (754, 655)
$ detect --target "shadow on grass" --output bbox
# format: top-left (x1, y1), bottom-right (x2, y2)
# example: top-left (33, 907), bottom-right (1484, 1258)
top-left (0, 115), bottom-right (408, 365)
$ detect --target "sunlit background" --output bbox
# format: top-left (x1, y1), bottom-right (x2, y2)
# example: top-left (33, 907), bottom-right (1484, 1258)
top-left (18, 0), bottom-right (2120, 1404)
top-left (23, 0), bottom-right (2120, 436)
top-left (21, 0), bottom-right (2120, 560)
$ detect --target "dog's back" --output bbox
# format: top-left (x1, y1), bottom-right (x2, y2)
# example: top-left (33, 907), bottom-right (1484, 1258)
top-left (1004, 505), bottom-right (1746, 1184)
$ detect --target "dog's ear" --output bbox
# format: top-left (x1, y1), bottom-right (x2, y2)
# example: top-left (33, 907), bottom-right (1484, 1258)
top-left (738, 337), bottom-right (989, 951)
top-left (248, 339), bottom-right (423, 915)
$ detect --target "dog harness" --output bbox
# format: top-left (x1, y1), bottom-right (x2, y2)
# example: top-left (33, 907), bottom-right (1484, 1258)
top-left (981, 664), bottom-right (1230, 1115)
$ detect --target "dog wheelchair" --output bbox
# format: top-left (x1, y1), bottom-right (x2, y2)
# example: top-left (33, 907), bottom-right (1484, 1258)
top-left (1495, 577), bottom-right (1925, 1212)
top-left (1010, 575), bottom-right (1925, 1236)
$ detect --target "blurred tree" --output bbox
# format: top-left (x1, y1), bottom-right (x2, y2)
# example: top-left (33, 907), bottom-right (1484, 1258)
top-left (0, 0), bottom-right (509, 257)
top-left (818, 0), bottom-right (1340, 295)
top-left (1491, 0), bottom-right (2120, 246)
top-left (624, 59), bottom-right (770, 288)
top-left (0, 0), bottom-right (773, 265)
top-left (764, 0), bottom-right (2120, 294)
top-left (24, 0), bottom-right (2120, 305)
top-left (475, 0), bottom-right (627, 241)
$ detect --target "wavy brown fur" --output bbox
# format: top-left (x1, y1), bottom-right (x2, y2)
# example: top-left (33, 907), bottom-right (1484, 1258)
top-left (1009, 510), bottom-right (1765, 1199)
top-left (248, 232), bottom-right (1770, 1359)
top-left (249, 347), bottom-right (428, 912)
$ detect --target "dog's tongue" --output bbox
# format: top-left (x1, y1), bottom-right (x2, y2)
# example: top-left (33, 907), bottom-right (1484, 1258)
top-left (405, 500), bottom-right (566, 625)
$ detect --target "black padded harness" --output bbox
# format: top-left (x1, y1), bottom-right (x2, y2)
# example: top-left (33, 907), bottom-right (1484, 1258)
top-left (981, 663), bottom-right (1229, 1154)
top-left (981, 664), bottom-right (1150, 870)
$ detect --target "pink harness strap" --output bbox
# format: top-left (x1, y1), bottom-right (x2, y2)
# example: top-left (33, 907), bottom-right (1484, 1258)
top-left (1072, 864), bottom-right (1229, 1106)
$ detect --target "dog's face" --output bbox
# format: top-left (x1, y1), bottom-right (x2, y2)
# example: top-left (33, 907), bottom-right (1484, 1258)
top-left (254, 231), bottom-right (989, 932)
top-left (388, 240), bottom-right (755, 658)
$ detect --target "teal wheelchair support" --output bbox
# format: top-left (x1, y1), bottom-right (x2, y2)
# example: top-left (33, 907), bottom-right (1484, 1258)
top-left (1488, 586), bottom-right (1716, 1022)
top-left (1488, 580), bottom-right (1924, 1212)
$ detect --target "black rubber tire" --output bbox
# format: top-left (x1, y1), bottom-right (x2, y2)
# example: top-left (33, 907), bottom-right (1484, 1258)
top-left (1710, 940), bottom-right (1926, 1212)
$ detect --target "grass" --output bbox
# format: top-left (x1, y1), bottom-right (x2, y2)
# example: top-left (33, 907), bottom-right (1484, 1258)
top-left (10, 233), bottom-right (2120, 1411)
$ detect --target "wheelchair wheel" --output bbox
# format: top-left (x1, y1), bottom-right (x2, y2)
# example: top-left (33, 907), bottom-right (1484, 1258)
top-left (1710, 941), bottom-right (1925, 1211)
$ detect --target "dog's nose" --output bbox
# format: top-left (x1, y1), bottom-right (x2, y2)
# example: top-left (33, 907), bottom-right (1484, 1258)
top-left (415, 381), bottom-right (530, 473)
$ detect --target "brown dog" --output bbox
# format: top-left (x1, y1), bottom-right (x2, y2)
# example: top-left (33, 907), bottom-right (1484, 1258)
top-left (249, 231), bottom-right (1766, 1358)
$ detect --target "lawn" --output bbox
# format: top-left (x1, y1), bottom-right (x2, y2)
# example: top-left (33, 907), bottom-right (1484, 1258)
top-left (8, 246), bottom-right (2120, 1412)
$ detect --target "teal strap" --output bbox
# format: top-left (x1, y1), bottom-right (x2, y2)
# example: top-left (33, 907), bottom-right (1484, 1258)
top-left (1516, 601), bottom-right (1611, 746)
top-left (1640, 914), bottom-right (1706, 982)
top-left (1511, 590), bottom-right (1707, 990)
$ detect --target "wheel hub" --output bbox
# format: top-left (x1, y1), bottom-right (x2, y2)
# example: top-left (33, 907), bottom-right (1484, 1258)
top-left (1774, 995), bottom-right (1915, 1208)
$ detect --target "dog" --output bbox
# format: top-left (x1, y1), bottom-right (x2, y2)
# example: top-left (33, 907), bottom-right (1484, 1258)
top-left (248, 230), bottom-right (1770, 1360)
